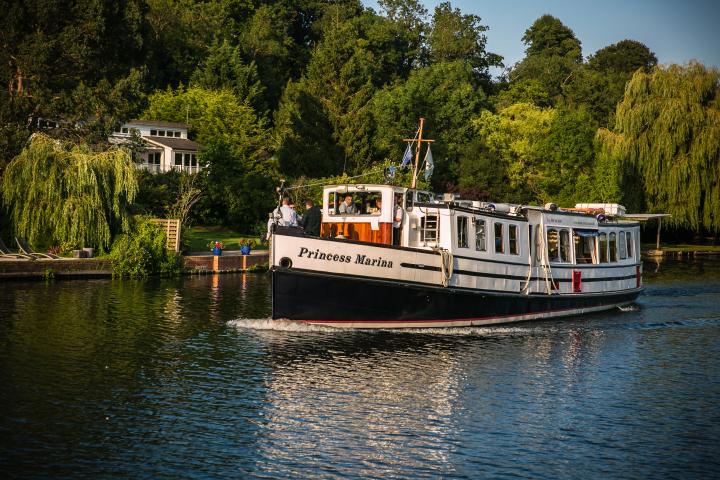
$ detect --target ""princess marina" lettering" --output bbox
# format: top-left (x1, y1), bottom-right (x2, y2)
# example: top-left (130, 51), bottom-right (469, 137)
top-left (297, 247), bottom-right (393, 268)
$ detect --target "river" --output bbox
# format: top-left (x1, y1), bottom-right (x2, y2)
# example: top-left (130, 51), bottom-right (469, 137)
top-left (1, 259), bottom-right (719, 479)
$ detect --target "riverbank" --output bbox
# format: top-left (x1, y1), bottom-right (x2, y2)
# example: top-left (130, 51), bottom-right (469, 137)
top-left (0, 250), bottom-right (269, 280)
top-left (644, 244), bottom-right (720, 258)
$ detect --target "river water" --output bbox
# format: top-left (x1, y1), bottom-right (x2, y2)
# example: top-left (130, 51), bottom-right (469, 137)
top-left (1, 259), bottom-right (719, 479)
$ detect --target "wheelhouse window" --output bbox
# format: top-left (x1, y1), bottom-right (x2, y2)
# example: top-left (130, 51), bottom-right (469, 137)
top-left (475, 219), bottom-right (486, 251)
top-left (626, 231), bottom-right (634, 260)
top-left (494, 223), bottom-right (504, 254)
top-left (574, 230), bottom-right (597, 264)
top-left (327, 191), bottom-right (384, 216)
top-left (421, 215), bottom-right (438, 243)
top-left (598, 233), bottom-right (608, 263)
top-left (457, 216), bottom-right (468, 248)
top-left (509, 224), bottom-right (519, 255)
top-left (619, 232), bottom-right (627, 260)
top-left (548, 228), bottom-right (570, 262)
top-left (560, 229), bottom-right (570, 263)
top-left (609, 232), bottom-right (618, 262)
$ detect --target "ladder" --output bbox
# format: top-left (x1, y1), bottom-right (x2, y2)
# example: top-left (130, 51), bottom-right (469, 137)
top-left (421, 214), bottom-right (440, 247)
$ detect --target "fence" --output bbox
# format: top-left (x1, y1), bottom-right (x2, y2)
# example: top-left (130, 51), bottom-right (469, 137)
top-left (150, 219), bottom-right (181, 252)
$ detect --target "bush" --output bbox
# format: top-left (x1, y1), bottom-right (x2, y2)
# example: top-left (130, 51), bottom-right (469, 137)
top-left (110, 218), bottom-right (182, 277)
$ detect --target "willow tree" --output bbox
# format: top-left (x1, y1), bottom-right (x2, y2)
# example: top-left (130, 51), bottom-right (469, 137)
top-left (2, 134), bottom-right (138, 249)
top-left (600, 62), bottom-right (720, 232)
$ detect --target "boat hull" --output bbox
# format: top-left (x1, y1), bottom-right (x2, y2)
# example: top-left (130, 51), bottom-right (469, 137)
top-left (271, 268), bottom-right (642, 328)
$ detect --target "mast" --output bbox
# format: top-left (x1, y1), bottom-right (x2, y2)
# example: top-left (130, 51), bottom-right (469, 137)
top-left (403, 117), bottom-right (434, 189)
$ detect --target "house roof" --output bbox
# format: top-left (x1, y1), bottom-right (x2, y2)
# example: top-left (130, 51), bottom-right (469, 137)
top-left (145, 136), bottom-right (202, 151)
top-left (128, 119), bottom-right (190, 129)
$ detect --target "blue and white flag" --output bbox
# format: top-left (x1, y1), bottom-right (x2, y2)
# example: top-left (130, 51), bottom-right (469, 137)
top-left (423, 145), bottom-right (434, 180)
top-left (400, 143), bottom-right (413, 168)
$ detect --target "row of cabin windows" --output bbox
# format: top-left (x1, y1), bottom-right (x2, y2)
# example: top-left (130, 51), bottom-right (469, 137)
top-left (547, 228), bottom-right (634, 263)
top-left (174, 153), bottom-right (197, 167)
top-left (456, 216), bottom-right (520, 255)
top-left (150, 129), bottom-right (182, 138)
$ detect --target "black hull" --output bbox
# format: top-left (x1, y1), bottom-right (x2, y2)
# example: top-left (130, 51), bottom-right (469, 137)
top-left (272, 268), bottom-right (642, 328)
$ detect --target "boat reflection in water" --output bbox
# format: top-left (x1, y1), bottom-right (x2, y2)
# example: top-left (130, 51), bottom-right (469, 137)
top-left (233, 319), bottom-right (612, 477)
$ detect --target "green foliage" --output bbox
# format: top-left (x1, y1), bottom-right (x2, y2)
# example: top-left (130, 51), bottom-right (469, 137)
top-left (602, 62), bottom-right (720, 232)
top-left (2, 134), bottom-right (138, 250)
top-left (521, 14), bottom-right (582, 62)
top-left (110, 218), bottom-right (181, 277)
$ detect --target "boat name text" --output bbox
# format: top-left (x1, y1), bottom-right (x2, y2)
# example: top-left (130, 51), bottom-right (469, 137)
top-left (297, 247), bottom-right (393, 268)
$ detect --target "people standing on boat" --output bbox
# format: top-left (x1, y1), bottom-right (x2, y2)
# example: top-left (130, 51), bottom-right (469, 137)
top-left (393, 196), bottom-right (404, 245)
top-left (301, 199), bottom-right (321, 236)
top-left (274, 197), bottom-right (298, 227)
top-left (339, 194), bottom-right (356, 214)
top-left (375, 198), bottom-right (382, 214)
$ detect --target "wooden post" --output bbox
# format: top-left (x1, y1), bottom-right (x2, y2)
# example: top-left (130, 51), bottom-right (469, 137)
top-left (656, 217), bottom-right (662, 250)
top-left (403, 118), bottom-right (434, 189)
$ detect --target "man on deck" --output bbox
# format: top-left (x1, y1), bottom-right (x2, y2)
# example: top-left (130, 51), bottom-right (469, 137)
top-left (301, 199), bottom-right (322, 236)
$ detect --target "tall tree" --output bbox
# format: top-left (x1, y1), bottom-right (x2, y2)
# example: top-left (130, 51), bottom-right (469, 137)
top-left (2, 134), bottom-right (138, 249)
top-left (600, 62), bottom-right (720, 232)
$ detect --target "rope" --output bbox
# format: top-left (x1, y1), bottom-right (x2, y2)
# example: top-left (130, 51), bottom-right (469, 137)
top-left (439, 249), bottom-right (454, 287)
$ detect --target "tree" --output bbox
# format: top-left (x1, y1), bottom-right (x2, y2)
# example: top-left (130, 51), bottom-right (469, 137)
top-left (427, 2), bottom-right (502, 84)
top-left (521, 14), bottom-right (582, 61)
top-left (600, 62), bottom-right (720, 232)
top-left (2, 134), bottom-right (138, 249)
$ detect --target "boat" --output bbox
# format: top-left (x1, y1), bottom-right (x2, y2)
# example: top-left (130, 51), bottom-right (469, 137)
top-left (269, 121), bottom-right (644, 328)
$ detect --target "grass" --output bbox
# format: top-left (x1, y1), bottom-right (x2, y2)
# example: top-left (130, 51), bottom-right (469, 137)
top-left (643, 243), bottom-right (720, 252)
top-left (185, 226), bottom-right (265, 253)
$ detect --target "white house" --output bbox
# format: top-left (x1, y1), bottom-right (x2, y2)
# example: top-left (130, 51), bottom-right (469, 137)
top-left (112, 120), bottom-right (202, 174)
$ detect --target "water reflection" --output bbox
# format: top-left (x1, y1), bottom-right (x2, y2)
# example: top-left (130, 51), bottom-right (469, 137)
top-left (0, 261), bottom-right (719, 479)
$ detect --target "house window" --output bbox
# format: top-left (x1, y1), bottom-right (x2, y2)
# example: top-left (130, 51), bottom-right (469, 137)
top-left (183, 153), bottom-right (191, 166)
top-left (190, 154), bottom-right (197, 166)
top-left (599, 233), bottom-right (608, 263)
top-left (457, 216), bottom-right (468, 248)
top-left (475, 219), bottom-right (486, 251)
top-left (147, 152), bottom-right (161, 165)
top-left (158, 130), bottom-right (166, 136)
top-left (175, 153), bottom-right (182, 166)
top-left (494, 223), bottom-right (504, 254)
top-left (150, 129), bottom-right (157, 136)
top-left (609, 232), bottom-right (618, 262)
top-left (509, 224), bottom-right (519, 255)
top-left (174, 131), bottom-right (181, 138)
top-left (121, 127), bottom-right (128, 134)
top-left (626, 232), bottom-right (634, 260)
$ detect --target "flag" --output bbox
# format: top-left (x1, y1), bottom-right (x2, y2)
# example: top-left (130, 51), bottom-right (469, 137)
top-left (400, 143), bottom-right (413, 168)
top-left (423, 144), bottom-right (434, 180)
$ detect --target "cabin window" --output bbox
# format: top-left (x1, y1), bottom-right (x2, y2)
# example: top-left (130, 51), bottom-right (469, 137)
top-left (475, 219), bottom-right (486, 251)
top-left (327, 191), bottom-right (384, 216)
top-left (574, 231), bottom-right (596, 264)
top-left (619, 232), bottom-right (627, 259)
top-left (457, 216), bottom-right (469, 248)
top-left (598, 233), bottom-right (608, 263)
top-left (626, 231), bottom-right (634, 260)
top-left (547, 228), bottom-right (559, 262)
top-left (494, 223), bottom-right (504, 254)
top-left (421, 215), bottom-right (438, 243)
top-left (509, 225), bottom-right (519, 255)
top-left (609, 232), bottom-right (618, 262)
top-left (559, 229), bottom-right (571, 262)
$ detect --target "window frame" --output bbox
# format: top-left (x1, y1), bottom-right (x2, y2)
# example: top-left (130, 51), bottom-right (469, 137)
top-left (494, 222), bottom-right (505, 254)
top-left (475, 218), bottom-right (486, 252)
top-left (457, 216), bottom-right (469, 249)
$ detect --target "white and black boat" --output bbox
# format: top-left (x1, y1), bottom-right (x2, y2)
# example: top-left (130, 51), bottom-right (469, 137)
top-left (270, 183), bottom-right (644, 328)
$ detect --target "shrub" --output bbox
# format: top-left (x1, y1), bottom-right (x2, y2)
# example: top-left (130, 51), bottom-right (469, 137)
top-left (110, 218), bottom-right (182, 277)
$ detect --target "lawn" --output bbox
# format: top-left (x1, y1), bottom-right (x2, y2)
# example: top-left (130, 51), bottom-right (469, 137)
top-left (185, 226), bottom-right (265, 253)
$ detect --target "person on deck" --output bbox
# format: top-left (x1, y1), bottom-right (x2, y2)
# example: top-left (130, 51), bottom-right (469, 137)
top-left (338, 194), bottom-right (355, 214)
top-left (393, 197), bottom-right (403, 246)
top-left (301, 199), bottom-right (322, 236)
top-left (275, 197), bottom-right (298, 227)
